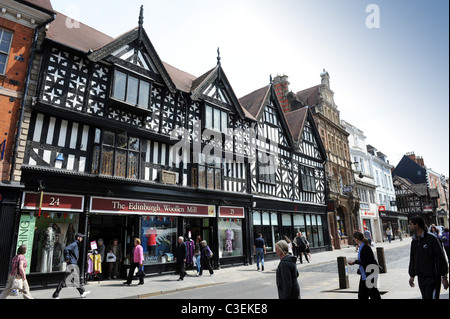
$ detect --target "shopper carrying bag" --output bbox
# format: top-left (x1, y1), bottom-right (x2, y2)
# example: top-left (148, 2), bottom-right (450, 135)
top-left (0, 245), bottom-right (33, 299)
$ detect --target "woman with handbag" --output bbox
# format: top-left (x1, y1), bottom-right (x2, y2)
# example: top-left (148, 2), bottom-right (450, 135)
top-left (0, 245), bottom-right (33, 299)
top-left (123, 238), bottom-right (144, 285)
top-left (199, 240), bottom-right (214, 277)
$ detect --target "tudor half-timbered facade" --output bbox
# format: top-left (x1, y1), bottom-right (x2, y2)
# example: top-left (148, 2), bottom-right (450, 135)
top-left (10, 8), bottom-right (329, 287)
top-left (239, 85), bottom-right (328, 254)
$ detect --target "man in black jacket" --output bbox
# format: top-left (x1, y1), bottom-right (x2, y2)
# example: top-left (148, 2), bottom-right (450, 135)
top-left (175, 236), bottom-right (187, 281)
top-left (53, 233), bottom-right (90, 299)
top-left (408, 216), bottom-right (449, 299)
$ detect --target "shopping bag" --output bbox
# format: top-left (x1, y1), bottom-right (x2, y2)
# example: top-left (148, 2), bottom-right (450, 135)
top-left (11, 276), bottom-right (23, 290)
top-left (106, 252), bottom-right (117, 263)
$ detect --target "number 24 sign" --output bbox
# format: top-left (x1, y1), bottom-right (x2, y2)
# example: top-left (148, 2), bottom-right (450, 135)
top-left (21, 192), bottom-right (84, 212)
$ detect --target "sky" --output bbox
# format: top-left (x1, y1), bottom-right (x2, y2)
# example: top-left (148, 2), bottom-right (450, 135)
top-left (51, 0), bottom-right (449, 177)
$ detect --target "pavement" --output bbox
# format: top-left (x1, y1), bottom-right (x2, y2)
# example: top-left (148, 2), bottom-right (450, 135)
top-left (4, 237), bottom-right (449, 300)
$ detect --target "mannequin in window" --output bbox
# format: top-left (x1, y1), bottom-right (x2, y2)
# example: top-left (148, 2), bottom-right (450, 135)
top-left (41, 226), bottom-right (55, 272)
top-left (225, 229), bottom-right (233, 253)
top-left (52, 234), bottom-right (63, 271)
top-left (145, 227), bottom-right (157, 256)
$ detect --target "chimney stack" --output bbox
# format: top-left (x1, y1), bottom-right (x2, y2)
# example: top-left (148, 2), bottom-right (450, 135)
top-left (273, 75), bottom-right (290, 113)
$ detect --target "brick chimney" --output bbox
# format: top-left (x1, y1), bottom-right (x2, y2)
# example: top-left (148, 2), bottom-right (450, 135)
top-left (273, 75), bottom-right (290, 113)
top-left (406, 152), bottom-right (425, 167)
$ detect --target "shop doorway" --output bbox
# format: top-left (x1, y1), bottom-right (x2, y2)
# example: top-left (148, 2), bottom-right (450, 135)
top-left (88, 215), bottom-right (137, 278)
top-left (183, 218), bottom-right (211, 245)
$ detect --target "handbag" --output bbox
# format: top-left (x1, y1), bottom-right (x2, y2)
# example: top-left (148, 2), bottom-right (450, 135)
top-left (137, 265), bottom-right (145, 277)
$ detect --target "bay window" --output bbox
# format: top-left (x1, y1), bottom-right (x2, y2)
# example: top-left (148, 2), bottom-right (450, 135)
top-left (112, 69), bottom-right (151, 108)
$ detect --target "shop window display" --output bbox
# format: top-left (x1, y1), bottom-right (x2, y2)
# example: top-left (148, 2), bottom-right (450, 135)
top-left (141, 216), bottom-right (177, 264)
top-left (27, 213), bottom-right (80, 273)
top-left (218, 219), bottom-right (243, 258)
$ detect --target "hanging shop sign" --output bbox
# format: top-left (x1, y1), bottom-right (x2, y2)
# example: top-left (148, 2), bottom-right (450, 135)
top-left (90, 196), bottom-right (216, 217)
top-left (21, 192), bottom-right (84, 212)
top-left (218, 206), bottom-right (245, 218)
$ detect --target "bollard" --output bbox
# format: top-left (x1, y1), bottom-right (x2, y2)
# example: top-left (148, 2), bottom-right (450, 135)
top-left (337, 256), bottom-right (349, 289)
top-left (376, 247), bottom-right (387, 273)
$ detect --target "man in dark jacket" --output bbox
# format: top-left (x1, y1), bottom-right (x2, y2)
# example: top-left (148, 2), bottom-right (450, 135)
top-left (53, 233), bottom-right (90, 299)
top-left (175, 236), bottom-right (187, 281)
top-left (275, 240), bottom-right (300, 299)
top-left (408, 216), bottom-right (449, 299)
top-left (295, 232), bottom-right (309, 264)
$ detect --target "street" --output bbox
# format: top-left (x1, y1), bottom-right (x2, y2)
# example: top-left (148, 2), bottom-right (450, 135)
top-left (10, 238), bottom-right (448, 300)
top-left (147, 243), bottom-right (429, 299)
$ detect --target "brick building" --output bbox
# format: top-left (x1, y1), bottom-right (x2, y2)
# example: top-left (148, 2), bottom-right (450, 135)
top-left (0, 0), bottom-right (55, 287)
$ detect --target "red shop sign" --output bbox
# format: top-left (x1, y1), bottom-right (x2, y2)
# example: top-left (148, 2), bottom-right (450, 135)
top-left (218, 206), bottom-right (245, 218)
top-left (90, 197), bottom-right (216, 217)
top-left (21, 192), bottom-right (84, 212)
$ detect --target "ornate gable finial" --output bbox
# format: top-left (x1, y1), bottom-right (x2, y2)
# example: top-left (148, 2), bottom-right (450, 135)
top-left (217, 47), bottom-right (221, 66)
top-left (138, 5), bottom-right (144, 45)
top-left (270, 74), bottom-right (273, 84)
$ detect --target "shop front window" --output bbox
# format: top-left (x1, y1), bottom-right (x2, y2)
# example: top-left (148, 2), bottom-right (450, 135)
top-left (25, 213), bottom-right (81, 273)
top-left (293, 214), bottom-right (306, 235)
top-left (140, 216), bottom-right (177, 264)
top-left (253, 211), bottom-right (279, 253)
top-left (281, 213), bottom-right (292, 241)
top-left (218, 218), bottom-right (243, 258)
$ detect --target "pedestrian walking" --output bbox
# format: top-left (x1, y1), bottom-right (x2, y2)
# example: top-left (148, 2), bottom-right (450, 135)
top-left (253, 233), bottom-right (266, 271)
top-left (175, 236), bottom-right (187, 281)
top-left (284, 236), bottom-right (293, 255)
top-left (275, 240), bottom-right (300, 299)
top-left (348, 231), bottom-right (381, 299)
top-left (363, 227), bottom-right (373, 246)
top-left (293, 232), bottom-right (301, 259)
top-left (408, 216), bottom-right (449, 299)
top-left (199, 240), bottom-right (214, 276)
top-left (123, 238), bottom-right (144, 286)
top-left (397, 229), bottom-right (403, 241)
top-left (386, 228), bottom-right (392, 243)
top-left (0, 245), bottom-right (33, 299)
top-left (297, 232), bottom-right (309, 264)
top-left (52, 233), bottom-right (90, 299)
top-left (194, 235), bottom-right (202, 274)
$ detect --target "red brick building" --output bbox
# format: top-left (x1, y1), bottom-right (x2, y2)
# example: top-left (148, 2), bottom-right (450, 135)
top-left (0, 0), bottom-right (54, 287)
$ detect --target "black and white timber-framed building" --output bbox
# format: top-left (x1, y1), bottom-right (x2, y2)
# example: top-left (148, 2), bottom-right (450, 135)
top-left (5, 7), bottom-right (329, 288)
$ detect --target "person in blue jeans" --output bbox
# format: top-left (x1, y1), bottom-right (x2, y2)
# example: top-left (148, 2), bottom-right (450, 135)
top-left (253, 233), bottom-right (266, 271)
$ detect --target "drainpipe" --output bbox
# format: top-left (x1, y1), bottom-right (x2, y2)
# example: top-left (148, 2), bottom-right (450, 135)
top-left (9, 13), bottom-right (56, 181)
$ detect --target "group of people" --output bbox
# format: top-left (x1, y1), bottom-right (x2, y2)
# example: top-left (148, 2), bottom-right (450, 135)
top-left (253, 232), bottom-right (311, 274)
top-left (2, 216), bottom-right (448, 300)
top-left (87, 238), bottom-right (123, 281)
top-left (173, 235), bottom-right (214, 281)
top-left (274, 216), bottom-right (449, 300)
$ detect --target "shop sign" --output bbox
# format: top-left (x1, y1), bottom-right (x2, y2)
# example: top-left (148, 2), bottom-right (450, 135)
top-left (21, 192), bottom-right (84, 212)
top-left (16, 214), bottom-right (36, 274)
top-left (90, 196), bottom-right (216, 217)
top-left (362, 211), bottom-right (376, 217)
top-left (423, 205), bottom-right (433, 212)
top-left (378, 206), bottom-right (385, 212)
top-left (219, 206), bottom-right (245, 218)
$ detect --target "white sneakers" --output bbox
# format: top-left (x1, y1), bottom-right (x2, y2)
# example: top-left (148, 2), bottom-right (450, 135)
top-left (80, 291), bottom-right (91, 298)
